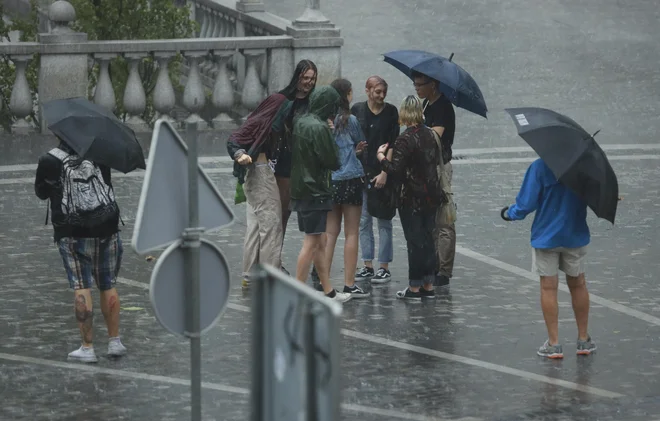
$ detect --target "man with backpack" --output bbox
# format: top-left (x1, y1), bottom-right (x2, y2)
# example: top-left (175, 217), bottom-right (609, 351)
top-left (35, 140), bottom-right (127, 363)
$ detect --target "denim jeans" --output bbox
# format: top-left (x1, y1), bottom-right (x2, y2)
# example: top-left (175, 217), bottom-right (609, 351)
top-left (399, 207), bottom-right (438, 287)
top-left (359, 190), bottom-right (393, 263)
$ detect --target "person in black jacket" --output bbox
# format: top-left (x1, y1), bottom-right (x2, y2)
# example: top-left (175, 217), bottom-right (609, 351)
top-left (351, 76), bottom-right (399, 284)
top-left (35, 139), bottom-right (127, 363)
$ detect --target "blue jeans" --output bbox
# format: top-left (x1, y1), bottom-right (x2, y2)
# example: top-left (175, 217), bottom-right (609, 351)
top-left (359, 190), bottom-right (393, 264)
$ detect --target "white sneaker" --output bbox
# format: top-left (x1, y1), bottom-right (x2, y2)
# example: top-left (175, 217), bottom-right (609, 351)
top-left (328, 290), bottom-right (352, 303)
top-left (108, 338), bottom-right (127, 357)
top-left (67, 345), bottom-right (98, 363)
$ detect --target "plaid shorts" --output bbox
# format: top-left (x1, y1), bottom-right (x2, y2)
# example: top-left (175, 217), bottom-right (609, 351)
top-left (57, 234), bottom-right (123, 291)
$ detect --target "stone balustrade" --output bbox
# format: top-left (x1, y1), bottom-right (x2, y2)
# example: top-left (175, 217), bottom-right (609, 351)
top-left (0, 0), bottom-right (343, 135)
top-left (0, 36), bottom-right (294, 133)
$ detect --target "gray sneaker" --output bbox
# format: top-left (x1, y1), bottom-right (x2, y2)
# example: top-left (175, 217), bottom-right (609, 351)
top-left (537, 340), bottom-right (563, 359)
top-left (576, 336), bottom-right (597, 355)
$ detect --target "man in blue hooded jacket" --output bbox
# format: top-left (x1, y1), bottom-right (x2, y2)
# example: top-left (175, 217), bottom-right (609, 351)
top-left (502, 158), bottom-right (596, 359)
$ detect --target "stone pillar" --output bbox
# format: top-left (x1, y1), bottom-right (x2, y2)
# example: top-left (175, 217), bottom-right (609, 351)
top-left (236, 0), bottom-right (265, 13)
top-left (37, 1), bottom-right (89, 134)
top-left (287, 0), bottom-right (343, 86)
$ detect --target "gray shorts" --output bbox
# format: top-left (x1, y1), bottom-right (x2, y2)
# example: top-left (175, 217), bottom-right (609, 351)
top-left (532, 246), bottom-right (587, 277)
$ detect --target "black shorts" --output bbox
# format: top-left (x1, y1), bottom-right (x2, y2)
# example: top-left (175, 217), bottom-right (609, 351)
top-left (332, 177), bottom-right (364, 206)
top-left (297, 210), bottom-right (328, 235)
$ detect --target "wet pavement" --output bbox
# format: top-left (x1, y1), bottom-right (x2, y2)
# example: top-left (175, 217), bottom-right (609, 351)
top-left (2, 0), bottom-right (660, 419)
top-left (2, 147), bottom-right (660, 420)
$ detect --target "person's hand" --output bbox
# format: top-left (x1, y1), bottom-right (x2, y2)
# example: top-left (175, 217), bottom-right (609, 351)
top-left (500, 206), bottom-right (512, 221)
top-left (356, 141), bottom-right (367, 154)
top-left (327, 119), bottom-right (335, 130)
top-left (371, 172), bottom-right (387, 189)
top-left (377, 143), bottom-right (389, 156)
top-left (237, 154), bottom-right (252, 166)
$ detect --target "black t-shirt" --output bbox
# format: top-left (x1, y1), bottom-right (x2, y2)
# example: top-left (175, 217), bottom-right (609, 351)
top-left (423, 96), bottom-right (455, 164)
top-left (351, 102), bottom-right (399, 176)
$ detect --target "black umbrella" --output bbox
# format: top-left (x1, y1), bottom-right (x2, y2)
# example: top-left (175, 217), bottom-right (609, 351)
top-left (42, 97), bottom-right (146, 173)
top-left (505, 107), bottom-right (619, 224)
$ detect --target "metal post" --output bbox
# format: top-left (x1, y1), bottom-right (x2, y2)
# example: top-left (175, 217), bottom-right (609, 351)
top-left (306, 303), bottom-right (318, 421)
top-left (183, 121), bottom-right (202, 421)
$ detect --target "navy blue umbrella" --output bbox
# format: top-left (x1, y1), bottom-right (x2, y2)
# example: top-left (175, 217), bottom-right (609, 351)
top-left (383, 49), bottom-right (488, 118)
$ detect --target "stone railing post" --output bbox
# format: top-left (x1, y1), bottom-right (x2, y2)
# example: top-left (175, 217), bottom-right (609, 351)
top-left (236, 0), bottom-right (265, 13)
top-left (287, 0), bottom-right (343, 86)
top-left (37, 0), bottom-right (89, 134)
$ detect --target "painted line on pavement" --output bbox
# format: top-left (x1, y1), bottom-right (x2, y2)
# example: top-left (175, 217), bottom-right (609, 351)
top-left (1, 142), bottom-right (659, 173)
top-left (456, 245), bottom-right (660, 328)
top-left (115, 277), bottom-right (623, 399)
top-left (452, 143), bottom-right (660, 155)
top-left (2, 153), bottom-right (659, 186)
top-left (0, 352), bottom-right (480, 421)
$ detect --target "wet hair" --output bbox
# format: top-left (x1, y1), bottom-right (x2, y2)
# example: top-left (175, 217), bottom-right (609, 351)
top-left (279, 59), bottom-right (318, 100)
top-left (411, 71), bottom-right (438, 90)
top-left (330, 78), bottom-right (352, 131)
top-left (365, 75), bottom-right (388, 93)
top-left (399, 95), bottom-right (424, 126)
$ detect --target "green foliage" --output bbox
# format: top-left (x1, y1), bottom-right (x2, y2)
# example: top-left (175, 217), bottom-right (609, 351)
top-left (0, 0), bottom-right (198, 132)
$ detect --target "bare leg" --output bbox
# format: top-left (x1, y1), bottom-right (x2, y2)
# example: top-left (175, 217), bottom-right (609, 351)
top-left (324, 205), bottom-right (342, 284)
top-left (342, 205), bottom-right (361, 287)
top-left (566, 273), bottom-right (590, 341)
top-left (296, 234), bottom-right (321, 284)
top-left (100, 288), bottom-right (120, 338)
top-left (311, 234), bottom-right (333, 294)
top-left (74, 289), bottom-right (94, 347)
top-left (540, 275), bottom-right (560, 345)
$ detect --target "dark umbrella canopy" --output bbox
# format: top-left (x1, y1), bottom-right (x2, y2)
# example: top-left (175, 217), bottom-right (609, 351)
top-left (42, 97), bottom-right (146, 174)
top-left (383, 49), bottom-right (488, 118)
top-left (505, 107), bottom-right (619, 224)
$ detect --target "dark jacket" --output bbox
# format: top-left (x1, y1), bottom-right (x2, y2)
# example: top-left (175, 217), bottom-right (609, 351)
top-left (290, 86), bottom-right (341, 204)
top-left (226, 98), bottom-right (292, 184)
top-left (35, 146), bottom-right (119, 243)
top-left (380, 125), bottom-right (446, 210)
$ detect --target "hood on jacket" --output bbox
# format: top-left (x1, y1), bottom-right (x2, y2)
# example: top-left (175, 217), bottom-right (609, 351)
top-left (308, 86), bottom-right (340, 121)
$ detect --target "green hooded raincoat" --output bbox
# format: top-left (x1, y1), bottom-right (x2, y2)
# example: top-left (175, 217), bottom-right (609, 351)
top-left (290, 86), bottom-right (341, 207)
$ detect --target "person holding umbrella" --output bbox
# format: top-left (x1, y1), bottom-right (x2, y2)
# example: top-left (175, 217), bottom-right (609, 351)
top-left (412, 70), bottom-right (457, 288)
top-left (35, 97), bottom-right (145, 362)
top-left (382, 50), bottom-right (489, 288)
top-left (499, 107), bottom-right (616, 359)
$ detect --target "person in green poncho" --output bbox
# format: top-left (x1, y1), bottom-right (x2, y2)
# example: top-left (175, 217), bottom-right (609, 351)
top-left (289, 86), bottom-right (352, 303)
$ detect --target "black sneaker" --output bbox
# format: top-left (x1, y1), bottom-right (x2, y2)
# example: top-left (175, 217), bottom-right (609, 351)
top-left (371, 268), bottom-right (392, 284)
top-left (395, 287), bottom-right (421, 300)
top-left (355, 266), bottom-right (374, 281)
top-left (419, 287), bottom-right (436, 299)
top-left (343, 284), bottom-right (371, 299)
top-left (314, 282), bottom-right (324, 292)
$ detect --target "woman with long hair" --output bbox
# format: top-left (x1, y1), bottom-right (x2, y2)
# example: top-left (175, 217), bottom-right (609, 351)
top-left (320, 79), bottom-right (370, 298)
top-left (376, 95), bottom-right (447, 300)
top-left (273, 60), bottom-right (318, 251)
top-left (227, 93), bottom-right (289, 289)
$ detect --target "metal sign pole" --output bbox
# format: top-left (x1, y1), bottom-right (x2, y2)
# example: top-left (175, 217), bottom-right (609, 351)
top-left (306, 303), bottom-right (318, 421)
top-left (183, 121), bottom-right (202, 421)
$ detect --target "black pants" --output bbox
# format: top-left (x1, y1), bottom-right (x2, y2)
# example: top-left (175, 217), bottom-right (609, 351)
top-left (398, 207), bottom-right (438, 287)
